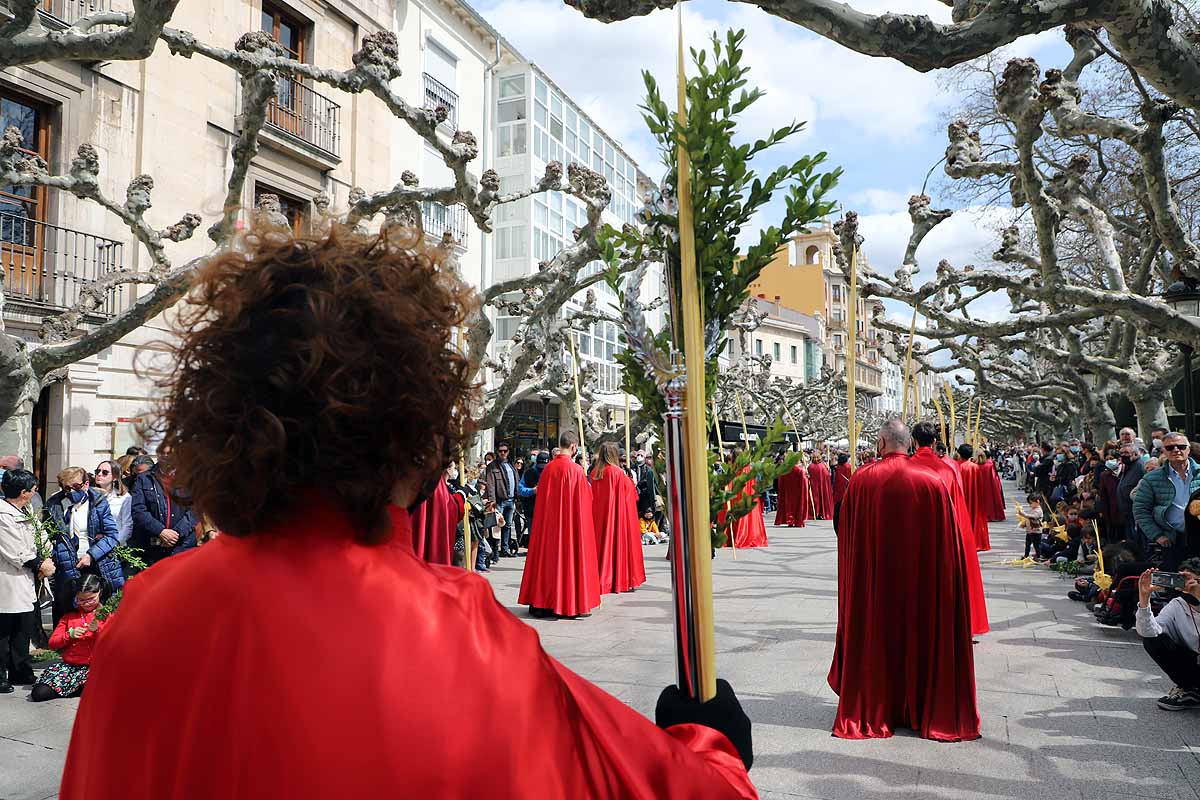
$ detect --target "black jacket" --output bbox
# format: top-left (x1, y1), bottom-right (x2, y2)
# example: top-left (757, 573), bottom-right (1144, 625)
top-left (130, 467), bottom-right (197, 564)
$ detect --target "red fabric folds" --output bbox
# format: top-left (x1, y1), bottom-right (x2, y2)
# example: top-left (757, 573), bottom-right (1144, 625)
top-left (807, 461), bottom-right (833, 519)
top-left (591, 465), bottom-right (646, 595)
top-left (982, 459), bottom-right (1007, 522)
top-left (773, 466), bottom-right (807, 527)
top-left (519, 454), bottom-right (601, 617)
top-left (955, 459), bottom-right (992, 552)
top-left (913, 448), bottom-right (989, 636)
top-left (828, 453), bottom-right (980, 742)
top-left (60, 502), bottom-right (758, 799)
top-left (407, 475), bottom-right (454, 565)
top-left (721, 467), bottom-right (768, 548)
top-left (832, 462), bottom-right (853, 505)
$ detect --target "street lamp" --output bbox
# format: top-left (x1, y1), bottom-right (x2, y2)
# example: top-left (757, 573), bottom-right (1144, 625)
top-left (1164, 279), bottom-right (1200, 439)
top-left (538, 390), bottom-right (553, 451)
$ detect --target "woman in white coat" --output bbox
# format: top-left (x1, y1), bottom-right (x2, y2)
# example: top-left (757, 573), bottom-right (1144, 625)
top-left (0, 468), bottom-right (55, 692)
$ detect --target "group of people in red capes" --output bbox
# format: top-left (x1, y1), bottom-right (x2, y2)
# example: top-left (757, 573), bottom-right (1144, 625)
top-left (830, 421), bottom-right (992, 743)
top-left (774, 452), bottom-right (834, 527)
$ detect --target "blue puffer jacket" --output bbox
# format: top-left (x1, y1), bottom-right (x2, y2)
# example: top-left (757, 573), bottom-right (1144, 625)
top-left (1132, 458), bottom-right (1200, 545)
top-left (45, 487), bottom-right (125, 592)
top-left (130, 468), bottom-right (196, 565)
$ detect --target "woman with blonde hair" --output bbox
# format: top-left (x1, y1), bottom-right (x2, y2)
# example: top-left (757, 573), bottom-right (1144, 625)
top-left (93, 460), bottom-right (132, 544)
top-left (589, 441), bottom-right (645, 594)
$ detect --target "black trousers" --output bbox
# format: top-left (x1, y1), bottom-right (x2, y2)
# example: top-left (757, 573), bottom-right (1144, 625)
top-left (0, 610), bottom-right (35, 681)
top-left (1144, 633), bottom-right (1200, 692)
top-left (832, 502), bottom-right (842, 535)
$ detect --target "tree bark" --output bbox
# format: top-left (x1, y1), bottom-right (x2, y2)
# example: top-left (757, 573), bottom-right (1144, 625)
top-left (1133, 395), bottom-right (1167, 442)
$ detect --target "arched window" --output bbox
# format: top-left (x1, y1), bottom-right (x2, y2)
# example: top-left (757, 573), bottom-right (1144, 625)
top-left (805, 245), bottom-right (821, 265)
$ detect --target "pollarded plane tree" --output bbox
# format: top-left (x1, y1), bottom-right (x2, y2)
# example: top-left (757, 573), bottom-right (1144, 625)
top-left (0, 6), bottom-right (628, 459)
top-left (828, 23), bottom-right (1200, 440)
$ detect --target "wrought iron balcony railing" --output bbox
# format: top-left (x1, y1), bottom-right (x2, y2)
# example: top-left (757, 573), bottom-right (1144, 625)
top-left (423, 74), bottom-right (459, 129)
top-left (421, 201), bottom-right (469, 247)
top-left (264, 77), bottom-right (341, 158)
top-left (1, 212), bottom-right (127, 315)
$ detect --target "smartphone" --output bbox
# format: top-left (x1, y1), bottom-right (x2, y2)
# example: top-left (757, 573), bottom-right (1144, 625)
top-left (1152, 572), bottom-right (1189, 591)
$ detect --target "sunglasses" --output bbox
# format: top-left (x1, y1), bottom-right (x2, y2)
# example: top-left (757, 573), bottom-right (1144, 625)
top-left (1164, 443), bottom-right (1190, 452)
top-left (96, 469), bottom-right (111, 475)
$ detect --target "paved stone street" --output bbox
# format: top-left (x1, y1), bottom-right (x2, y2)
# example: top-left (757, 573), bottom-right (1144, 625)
top-left (1, 481), bottom-right (1195, 799)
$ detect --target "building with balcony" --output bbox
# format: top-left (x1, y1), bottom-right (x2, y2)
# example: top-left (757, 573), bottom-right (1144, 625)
top-left (0, 0), bottom-right (398, 484)
top-left (728, 296), bottom-right (823, 384)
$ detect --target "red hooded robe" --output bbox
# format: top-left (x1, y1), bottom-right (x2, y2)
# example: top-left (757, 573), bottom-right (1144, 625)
top-left (832, 461), bottom-right (853, 505)
top-left (721, 466), bottom-right (768, 547)
top-left (519, 453), bottom-right (602, 616)
top-left (591, 464), bottom-right (647, 594)
top-left (807, 460), bottom-right (834, 519)
top-left (773, 465), bottom-right (807, 528)
top-left (955, 458), bottom-right (992, 552)
top-left (828, 453), bottom-right (980, 742)
top-left (407, 475), bottom-right (455, 565)
top-left (912, 447), bottom-right (989, 636)
top-left (983, 459), bottom-right (1007, 522)
top-left (60, 504), bottom-right (757, 799)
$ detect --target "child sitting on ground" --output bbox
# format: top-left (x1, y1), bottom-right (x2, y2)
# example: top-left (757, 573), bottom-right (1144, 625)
top-left (1021, 494), bottom-right (1044, 558)
top-left (640, 510), bottom-right (667, 545)
top-left (32, 574), bottom-right (108, 702)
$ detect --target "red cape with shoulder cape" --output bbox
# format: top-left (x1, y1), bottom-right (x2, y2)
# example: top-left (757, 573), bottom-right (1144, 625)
top-left (408, 475), bottom-right (455, 565)
top-left (982, 459), bottom-right (1006, 522)
top-left (591, 465), bottom-right (646, 594)
top-left (955, 459), bottom-right (992, 552)
top-left (832, 462), bottom-right (853, 505)
top-left (807, 461), bottom-right (833, 519)
top-left (721, 466), bottom-right (768, 547)
top-left (60, 502), bottom-right (757, 799)
top-left (773, 465), bottom-right (808, 527)
top-left (913, 448), bottom-right (989, 635)
top-left (828, 453), bottom-right (980, 742)
top-left (519, 454), bottom-right (601, 616)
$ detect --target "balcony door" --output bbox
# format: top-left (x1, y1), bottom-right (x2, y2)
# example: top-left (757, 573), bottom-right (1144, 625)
top-left (261, 2), bottom-right (308, 139)
top-left (0, 91), bottom-right (50, 304)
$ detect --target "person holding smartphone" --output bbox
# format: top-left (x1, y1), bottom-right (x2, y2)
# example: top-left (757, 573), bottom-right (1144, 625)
top-left (1136, 558), bottom-right (1200, 710)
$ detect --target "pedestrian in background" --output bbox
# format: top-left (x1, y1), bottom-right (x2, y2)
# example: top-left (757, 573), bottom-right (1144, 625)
top-left (94, 460), bottom-right (132, 544)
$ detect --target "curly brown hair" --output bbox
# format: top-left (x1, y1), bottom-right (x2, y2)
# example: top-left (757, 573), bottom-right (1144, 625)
top-left (155, 225), bottom-right (478, 543)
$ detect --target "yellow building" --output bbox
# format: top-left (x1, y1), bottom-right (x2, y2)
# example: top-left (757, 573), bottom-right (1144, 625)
top-left (748, 223), bottom-right (884, 396)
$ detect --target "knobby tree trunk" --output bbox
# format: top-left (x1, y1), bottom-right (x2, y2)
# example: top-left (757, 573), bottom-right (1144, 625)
top-left (1133, 395), bottom-right (1168, 442)
top-left (0, 345), bottom-right (37, 464)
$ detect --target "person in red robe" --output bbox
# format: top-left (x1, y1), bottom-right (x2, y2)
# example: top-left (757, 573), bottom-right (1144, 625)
top-left (954, 445), bottom-right (992, 551)
top-left (807, 454), bottom-right (834, 520)
top-left (772, 460), bottom-right (806, 528)
top-left (590, 441), bottom-right (646, 594)
top-left (828, 420), bottom-right (980, 742)
top-left (519, 431), bottom-right (602, 618)
top-left (832, 453), bottom-right (853, 533)
top-left (981, 456), bottom-right (1007, 522)
top-left (408, 473), bottom-right (455, 565)
top-left (911, 424), bottom-right (989, 636)
top-left (721, 462), bottom-right (768, 547)
top-left (60, 228), bottom-right (758, 799)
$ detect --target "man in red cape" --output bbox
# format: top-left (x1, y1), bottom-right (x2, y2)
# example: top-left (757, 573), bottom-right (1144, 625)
top-left (773, 459), bottom-right (807, 528)
top-left (982, 456), bottom-right (1007, 522)
top-left (590, 442), bottom-right (646, 594)
top-left (722, 463), bottom-right (768, 547)
top-left (408, 473), bottom-right (455, 565)
top-left (832, 453), bottom-right (852, 533)
top-left (807, 453), bottom-right (834, 520)
top-left (911, 423), bottom-right (989, 636)
top-left (954, 445), bottom-right (992, 551)
top-left (519, 431), bottom-right (602, 617)
top-left (828, 419), bottom-right (980, 742)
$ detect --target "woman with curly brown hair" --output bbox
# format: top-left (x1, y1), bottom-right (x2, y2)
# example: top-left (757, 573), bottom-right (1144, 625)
top-left (59, 226), bottom-right (756, 800)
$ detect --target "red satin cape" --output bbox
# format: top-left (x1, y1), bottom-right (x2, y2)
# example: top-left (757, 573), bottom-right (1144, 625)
top-left (955, 459), bottom-right (992, 552)
top-left (773, 466), bottom-right (807, 527)
top-left (407, 474), bottom-right (455, 565)
top-left (59, 502), bottom-right (757, 799)
top-left (591, 465), bottom-right (647, 594)
top-left (721, 467), bottom-right (768, 547)
top-left (832, 462), bottom-right (853, 504)
top-left (518, 454), bottom-right (602, 616)
top-left (913, 448), bottom-right (989, 635)
top-left (807, 461), bottom-right (834, 519)
top-left (828, 453), bottom-right (980, 742)
top-left (982, 459), bottom-right (1007, 522)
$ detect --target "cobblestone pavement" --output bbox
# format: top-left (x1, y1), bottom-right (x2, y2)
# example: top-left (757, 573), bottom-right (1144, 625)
top-left (2, 481), bottom-right (1194, 799)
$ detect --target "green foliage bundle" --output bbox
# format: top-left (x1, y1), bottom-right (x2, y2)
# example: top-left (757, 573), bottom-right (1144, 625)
top-left (710, 419), bottom-right (801, 547)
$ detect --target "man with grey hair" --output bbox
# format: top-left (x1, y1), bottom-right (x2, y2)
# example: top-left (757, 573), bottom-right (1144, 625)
top-left (1133, 432), bottom-right (1200, 565)
top-left (828, 419), bottom-right (979, 741)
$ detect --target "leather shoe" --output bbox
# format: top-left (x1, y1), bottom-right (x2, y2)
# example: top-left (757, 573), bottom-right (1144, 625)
top-left (0, 679), bottom-right (12, 694)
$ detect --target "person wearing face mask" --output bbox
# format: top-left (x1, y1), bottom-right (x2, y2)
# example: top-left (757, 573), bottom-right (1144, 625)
top-left (1115, 444), bottom-right (1146, 546)
top-left (1136, 560), bottom-right (1200, 710)
top-left (31, 574), bottom-right (108, 702)
top-left (44, 467), bottom-right (124, 625)
top-left (1151, 427), bottom-right (1170, 458)
top-left (1097, 457), bottom-right (1123, 544)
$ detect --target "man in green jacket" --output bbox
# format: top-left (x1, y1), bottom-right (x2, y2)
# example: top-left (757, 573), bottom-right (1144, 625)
top-left (1133, 432), bottom-right (1200, 567)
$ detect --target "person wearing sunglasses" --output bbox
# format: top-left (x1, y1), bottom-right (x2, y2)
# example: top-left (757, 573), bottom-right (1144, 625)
top-left (1133, 432), bottom-right (1200, 568)
top-left (93, 460), bottom-right (132, 545)
top-left (44, 467), bottom-right (124, 624)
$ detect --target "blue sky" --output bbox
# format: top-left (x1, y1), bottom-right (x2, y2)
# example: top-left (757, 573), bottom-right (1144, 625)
top-left (474, 0), bottom-right (1069, 320)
